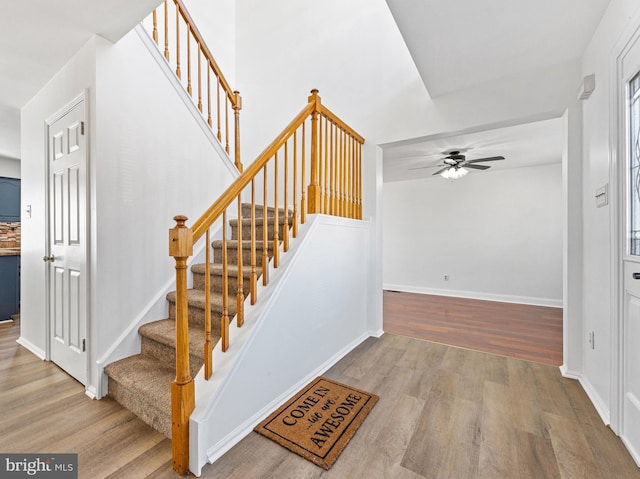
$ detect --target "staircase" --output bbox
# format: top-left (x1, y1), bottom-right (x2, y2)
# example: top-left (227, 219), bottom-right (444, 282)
top-left (104, 204), bottom-right (286, 437)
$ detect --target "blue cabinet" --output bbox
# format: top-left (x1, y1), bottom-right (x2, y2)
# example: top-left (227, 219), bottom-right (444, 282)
top-left (0, 255), bottom-right (20, 320)
top-left (0, 177), bottom-right (20, 221)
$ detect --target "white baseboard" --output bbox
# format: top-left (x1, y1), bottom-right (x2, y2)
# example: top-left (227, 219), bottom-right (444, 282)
top-left (621, 435), bottom-right (640, 467)
top-left (85, 385), bottom-right (98, 400)
top-left (369, 328), bottom-right (384, 338)
top-left (559, 366), bottom-right (611, 425)
top-left (559, 364), bottom-right (579, 379)
top-left (383, 283), bottom-right (563, 308)
top-left (200, 332), bottom-right (374, 474)
top-left (16, 336), bottom-right (46, 360)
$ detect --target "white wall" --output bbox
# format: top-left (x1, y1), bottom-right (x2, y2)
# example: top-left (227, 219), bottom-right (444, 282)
top-left (574, 0), bottom-right (640, 422)
top-left (182, 0), bottom-right (236, 87)
top-left (189, 215), bottom-right (375, 475)
top-left (383, 163), bottom-right (563, 306)
top-left (562, 102), bottom-right (584, 376)
top-left (235, 0), bottom-right (433, 161)
top-left (0, 157), bottom-right (20, 179)
top-left (0, 105), bottom-right (20, 161)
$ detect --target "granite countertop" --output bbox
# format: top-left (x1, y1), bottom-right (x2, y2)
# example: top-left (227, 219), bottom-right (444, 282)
top-left (0, 247), bottom-right (20, 256)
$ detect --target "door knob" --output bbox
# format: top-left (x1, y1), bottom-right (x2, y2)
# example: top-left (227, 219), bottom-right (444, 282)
top-left (43, 254), bottom-right (55, 262)
top-left (633, 273), bottom-right (640, 280)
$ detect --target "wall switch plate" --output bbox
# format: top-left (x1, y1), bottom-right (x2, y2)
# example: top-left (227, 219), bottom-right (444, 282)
top-left (595, 185), bottom-right (608, 208)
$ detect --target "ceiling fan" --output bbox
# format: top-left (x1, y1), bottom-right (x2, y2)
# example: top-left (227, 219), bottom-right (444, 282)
top-left (410, 150), bottom-right (505, 179)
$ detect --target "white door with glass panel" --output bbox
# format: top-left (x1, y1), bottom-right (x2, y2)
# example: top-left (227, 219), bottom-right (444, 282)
top-left (46, 97), bottom-right (87, 385)
top-left (622, 35), bottom-right (640, 466)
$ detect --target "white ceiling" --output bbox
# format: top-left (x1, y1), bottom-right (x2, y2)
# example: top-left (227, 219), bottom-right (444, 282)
top-left (0, 0), bottom-right (161, 110)
top-left (382, 0), bottom-right (610, 182)
top-left (385, 0), bottom-right (611, 98)
top-left (382, 117), bottom-right (564, 182)
top-left (0, 0), bottom-right (161, 161)
top-left (0, 0), bottom-right (612, 166)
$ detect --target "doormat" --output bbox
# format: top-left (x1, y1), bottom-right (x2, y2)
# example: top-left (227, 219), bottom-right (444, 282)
top-left (254, 377), bottom-right (378, 470)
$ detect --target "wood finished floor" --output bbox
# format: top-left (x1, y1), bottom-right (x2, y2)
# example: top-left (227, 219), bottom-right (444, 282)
top-left (2, 318), bottom-right (638, 478)
top-left (384, 291), bottom-right (563, 366)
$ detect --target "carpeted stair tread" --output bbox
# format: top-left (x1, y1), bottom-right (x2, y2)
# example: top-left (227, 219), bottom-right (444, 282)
top-left (139, 319), bottom-right (210, 360)
top-left (211, 239), bottom-right (276, 249)
top-left (166, 289), bottom-right (238, 312)
top-left (240, 203), bottom-right (291, 218)
top-left (191, 263), bottom-right (261, 278)
top-left (105, 202), bottom-right (282, 440)
top-left (229, 216), bottom-right (287, 228)
top-left (105, 355), bottom-right (173, 414)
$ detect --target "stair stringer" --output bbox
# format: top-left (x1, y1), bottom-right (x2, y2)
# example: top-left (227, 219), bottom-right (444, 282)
top-left (188, 214), bottom-right (376, 476)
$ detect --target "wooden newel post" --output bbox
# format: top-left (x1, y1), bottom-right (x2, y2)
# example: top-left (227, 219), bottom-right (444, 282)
top-left (233, 91), bottom-right (243, 173)
top-left (307, 89), bottom-right (322, 214)
top-left (169, 215), bottom-right (194, 475)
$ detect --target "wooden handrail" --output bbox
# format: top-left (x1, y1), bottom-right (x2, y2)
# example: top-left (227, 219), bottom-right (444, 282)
top-left (191, 102), bottom-right (315, 242)
top-left (169, 90), bottom-right (363, 474)
top-left (318, 104), bottom-right (365, 144)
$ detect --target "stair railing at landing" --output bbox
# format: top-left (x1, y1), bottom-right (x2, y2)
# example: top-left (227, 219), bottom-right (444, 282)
top-left (168, 89), bottom-right (365, 473)
top-left (147, 0), bottom-right (242, 171)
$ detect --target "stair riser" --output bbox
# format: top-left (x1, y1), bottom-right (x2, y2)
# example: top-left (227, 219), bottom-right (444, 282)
top-left (193, 270), bottom-right (255, 296)
top-left (108, 378), bottom-right (172, 439)
top-left (168, 301), bottom-right (237, 329)
top-left (230, 219), bottom-right (288, 241)
top-left (212, 243), bottom-right (274, 265)
top-left (240, 204), bottom-right (287, 218)
top-left (141, 336), bottom-right (203, 378)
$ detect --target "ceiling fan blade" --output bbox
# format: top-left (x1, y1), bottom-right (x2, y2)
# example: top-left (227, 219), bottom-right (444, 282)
top-left (432, 166), bottom-right (451, 176)
top-left (463, 164), bottom-right (491, 170)
top-left (465, 156), bottom-right (505, 164)
top-left (408, 165), bottom-right (442, 170)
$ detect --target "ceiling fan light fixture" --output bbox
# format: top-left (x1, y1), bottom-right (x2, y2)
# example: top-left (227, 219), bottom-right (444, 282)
top-left (441, 167), bottom-right (468, 180)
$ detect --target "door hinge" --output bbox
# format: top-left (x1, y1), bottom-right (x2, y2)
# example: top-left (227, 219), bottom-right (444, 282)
top-left (81, 121), bottom-right (85, 135)
top-left (82, 339), bottom-right (86, 352)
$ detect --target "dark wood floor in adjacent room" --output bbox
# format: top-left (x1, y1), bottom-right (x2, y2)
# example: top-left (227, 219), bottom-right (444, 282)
top-left (383, 291), bottom-right (563, 365)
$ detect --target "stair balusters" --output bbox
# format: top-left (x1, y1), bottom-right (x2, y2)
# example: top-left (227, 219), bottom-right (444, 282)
top-left (147, 0), bottom-right (242, 171)
top-left (169, 90), bottom-right (363, 473)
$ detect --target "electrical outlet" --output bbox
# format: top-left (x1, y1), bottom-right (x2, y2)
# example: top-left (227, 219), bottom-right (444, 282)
top-left (588, 331), bottom-right (595, 350)
top-left (444, 275), bottom-right (449, 281)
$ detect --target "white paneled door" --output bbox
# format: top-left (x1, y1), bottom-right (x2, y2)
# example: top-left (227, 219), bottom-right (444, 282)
top-left (46, 96), bottom-right (87, 385)
top-left (622, 34), bottom-right (640, 466)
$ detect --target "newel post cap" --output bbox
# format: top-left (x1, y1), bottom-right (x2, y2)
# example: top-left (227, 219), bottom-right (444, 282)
top-left (169, 215), bottom-right (193, 258)
top-left (308, 88), bottom-right (321, 106)
top-left (233, 90), bottom-right (242, 110)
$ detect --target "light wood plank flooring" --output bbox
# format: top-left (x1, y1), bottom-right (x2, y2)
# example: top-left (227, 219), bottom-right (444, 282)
top-left (384, 291), bottom-right (563, 365)
top-left (2, 319), bottom-right (638, 478)
top-left (0, 320), bottom-right (171, 478)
